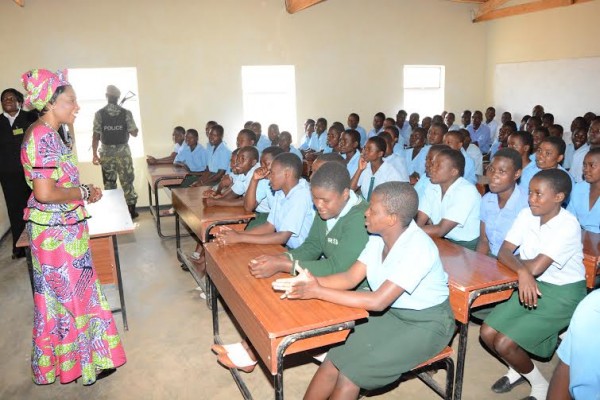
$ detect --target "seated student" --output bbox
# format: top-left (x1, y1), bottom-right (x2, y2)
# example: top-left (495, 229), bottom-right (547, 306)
top-left (548, 123), bottom-right (563, 139)
top-left (173, 128), bottom-right (208, 175)
top-left (467, 110), bottom-right (492, 154)
top-left (542, 112), bottom-right (554, 128)
top-left (339, 129), bottom-right (362, 178)
top-left (378, 131), bottom-right (409, 182)
top-left (310, 152), bottom-right (345, 177)
top-left (480, 169), bottom-right (586, 400)
top-left (304, 118), bottom-right (329, 161)
top-left (508, 130), bottom-right (534, 173)
top-left (411, 122), bottom-right (447, 183)
top-left (409, 112), bottom-right (421, 131)
top-left (567, 147), bottom-right (600, 233)
top-left (366, 112), bottom-right (385, 141)
top-left (395, 109), bottom-right (412, 143)
top-left (490, 121), bottom-right (517, 157)
top-left (383, 117), bottom-right (395, 129)
top-left (271, 182), bottom-right (454, 399)
top-left (277, 131), bottom-right (302, 160)
top-left (204, 146), bottom-right (259, 207)
top-left (405, 127), bottom-right (428, 184)
top-left (526, 115), bottom-right (542, 134)
top-left (244, 146), bottom-right (284, 230)
top-left (445, 112), bottom-right (460, 132)
top-left (414, 144), bottom-right (448, 202)
top-left (519, 136), bottom-right (573, 197)
top-left (443, 130), bottom-right (477, 184)
top-left (267, 123), bottom-right (280, 146)
top-left (351, 136), bottom-right (405, 201)
top-left (251, 121), bottom-right (271, 153)
top-left (347, 112), bottom-right (367, 146)
top-left (236, 128), bottom-right (257, 149)
top-left (383, 124), bottom-right (406, 153)
top-left (243, 120), bottom-right (253, 129)
top-left (421, 116), bottom-right (432, 132)
top-left (547, 289), bottom-right (600, 400)
top-left (193, 124), bottom-right (231, 187)
top-left (215, 153), bottom-right (314, 249)
top-left (563, 127), bottom-right (586, 171)
top-left (417, 148), bottom-right (481, 250)
top-left (519, 115), bottom-right (531, 131)
top-left (324, 124), bottom-right (343, 154)
top-left (530, 126), bottom-right (549, 161)
top-left (147, 126), bottom-right (185, 165)
top-left (570, 117), bottom-right (600, 183)
top-left (476, 148), bottom-right (528, 257)
top-left (204, 148), bottom-right (239, 197)
top-left (299, 119), bottom-right (315, 152)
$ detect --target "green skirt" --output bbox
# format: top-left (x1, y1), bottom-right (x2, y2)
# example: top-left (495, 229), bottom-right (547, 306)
top-left (484, 280), bottom-right (586, 358)
top-left (447, 237), bottom-right (479, 252)
top-left (245, 212), bottom-right (269, 230)
top-left (327, 299), bottom-right (455, 390)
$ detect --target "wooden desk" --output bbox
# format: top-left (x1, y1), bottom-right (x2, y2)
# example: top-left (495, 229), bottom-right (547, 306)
top-left (435, 238), bottom-right (518, 400)
top-left (171, 186), bottom-right (255, 289)
top-left (146, 164), bottom-right (188, 238)
top-left (582, 230), bottom-right (600, 289)
top-left (17, 189), bottom-right (134, 330)
top-left (204, 242), bottom-right (368, 400)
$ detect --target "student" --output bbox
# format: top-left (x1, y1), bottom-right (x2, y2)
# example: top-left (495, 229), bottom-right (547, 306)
top-left (204, 148), bottom-right (239, 198)
top-left (396, 109), bottom-right (412, 144)
top-left (173, 128), bottom-right (208, 175)
top-left (235, 128), bottom-right (257, 149)
top-left (490, 121), bottom-right (517, 157)
top-left (314, 117), bottom-right (329, 152)
top-left (310, 152), bottom-right (345, 177)
top-left (378, 131), bottom-right (409, 182)
top-left (272, 182), bottom-right (454, 399)
top-left (194, 124), bottom-right (231, 187)
top-left (532, 104), bottom-right (545, 119)
top-left (339, 129), bottom-right (361, 178)
top-left (243, 120), bottom-right (253, 129)
top-left (443, 130), bottom-right (477, 184)
top-left (383, 117), bottom-right (396, 129)
top-left (519, 136), bottom-right (572, 197)
top-left (508, 130), bottom-right (534, 172)
top-left (520, 115), bottom-right (531, 131)
top-left (563, 127), bottom-right (585, 170)
top-left (414, 144), bottom-right (448, 202)
top-left (548, 123), bottom-right (563, 139)
top-left (325, 124), bottom-right (343, 154)
top-left (567, 147), bottom-right (600, 233)
top-left (547, 290), bottom-right (600, 400)
top-left (409, 112), bottom-right (420, 131)
top-left (299, 119), bottom-right (315, 151)
top-left (462, 129), bottom-right (484, 178)
top-left (215, 153), bottom-right (314, 249)
top-left (251, 121), bottom-right (271, 153)
top-left (570, 118), bottom-right (600, 183)
top-left (146, 126), bottom-right (185, 165)
top-left (542, 113), bottom-right (554, 128)
top-left (526, 116), bottom-right (542, 134)
top-left (461, 110), bottom-right (472, 129)
top-left (267, 123), bottom-right (279, 146)
top-left (501, 111), bottom-right (512, 125)
top-left (405, 127), bottom-right (428, 183)
top-left (480, 169), bottom-right (586, 400)
top-left (445, 112), bottom-right (460, 131)
top-left (417, 148), bottom-right (481, 250)
top-left (277, 131), bottom-right (302, 160)
top-left (347, 112), bottom-right (367, 147)
top-left (351, 136), bottom-right (405, 201)
top-left (484, 106), bottom-right (499, 143)
top-left (421, 116), bottom-right (432, 132)
top-left (383, 124), bottom-right (406, 153)
top-left (367, 112), bottom-right (385, 140)
top-left (476, 148), bottom-right (528, 257)
top-left (467, 110), bottom-right (492, 153)
top-left (530, 126), bottom-right (549, 161)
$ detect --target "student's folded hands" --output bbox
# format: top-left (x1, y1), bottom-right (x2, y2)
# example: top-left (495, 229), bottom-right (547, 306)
top-left (214, 226), bottom-right (240, 246)
top-left (272, 266), bottom-right (318, 300)
top-left (517, 269), bottom-right (542, 308)
top-left (248, 254), bottom-right (286, 279)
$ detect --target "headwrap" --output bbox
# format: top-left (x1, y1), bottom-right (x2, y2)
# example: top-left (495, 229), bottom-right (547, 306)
top-left (21, 69), bottom-right (70, 111)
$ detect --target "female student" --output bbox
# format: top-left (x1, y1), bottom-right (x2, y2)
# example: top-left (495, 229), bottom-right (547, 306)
top-left (350, 136), bottom-right (404, 201)
top-left (567, 147), bottom-right (600, 233)
top-left (413, 144), bottom-right (448, 201)
top-left (519, 136), bottom-right (573, 197)
top-left (339, 129), bottom-right (361, 178)
top-left (507, 130), bottom-right (534, 173)
top-left (194, 124), bottom-right (231, 187)
top-left (272, 182), bottom-right (455, 399)
top-left (405, 127), bottom-right (428, 184)
top-left (416, 148), bottom-right (481, 250)
top-left (476, 148), bottom-right (529, 257)
top-left (480, 169), bottom-right (586, 400)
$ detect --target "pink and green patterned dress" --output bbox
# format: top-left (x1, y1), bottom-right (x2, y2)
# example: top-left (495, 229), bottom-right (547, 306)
top-left (21, 123), bottom-right (126, 385)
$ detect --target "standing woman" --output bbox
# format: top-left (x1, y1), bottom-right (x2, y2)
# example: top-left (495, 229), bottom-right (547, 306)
top-left (0, 88), bottom-right (37, 258)
top-left (20, 69), bottom-right (126, 385)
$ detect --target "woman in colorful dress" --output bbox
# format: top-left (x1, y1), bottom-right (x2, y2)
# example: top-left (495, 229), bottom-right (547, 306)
top-left (20, 69), bottom-right (126, 385)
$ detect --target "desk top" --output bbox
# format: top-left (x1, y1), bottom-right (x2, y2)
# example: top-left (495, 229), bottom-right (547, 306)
top-left (172, 186), bottom-right (255, 241)
top-left (583, 230), bottom-right (600, 262)
top-left (146, 164), bottom-right (187, 187)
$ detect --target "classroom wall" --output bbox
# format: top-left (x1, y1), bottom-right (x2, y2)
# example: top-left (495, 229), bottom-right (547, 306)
top-left (0, 0), bottom-right (485, 207)
top-left (484, 0), bottom-right (600, 121)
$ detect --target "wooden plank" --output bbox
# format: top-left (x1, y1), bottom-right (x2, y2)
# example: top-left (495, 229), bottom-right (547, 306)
top-left (474, 0), bottom-right (590, 22)
top-left (474, 0), bottom-right (512, 19)
top-left (285, 0), bottom-right (326, 14)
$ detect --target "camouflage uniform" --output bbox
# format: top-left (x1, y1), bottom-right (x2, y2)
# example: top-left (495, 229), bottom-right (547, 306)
top-left (93, 103), bottom-right (138, 205)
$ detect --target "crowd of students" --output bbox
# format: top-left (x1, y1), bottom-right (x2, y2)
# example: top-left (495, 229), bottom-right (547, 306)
top-left (147, 104), bottom-right (599, 400)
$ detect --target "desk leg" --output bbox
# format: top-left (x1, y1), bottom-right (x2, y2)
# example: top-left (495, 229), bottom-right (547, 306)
top-left (147, 182), bottom-right (152, 216)
top-left (112, 236), bottom-right (128, 331)
top-left (453, 322), bottom-right (468, 400)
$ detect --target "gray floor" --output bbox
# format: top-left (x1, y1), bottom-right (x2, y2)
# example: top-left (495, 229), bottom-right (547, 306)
top-left (0, 212), bottom-right (558, 400)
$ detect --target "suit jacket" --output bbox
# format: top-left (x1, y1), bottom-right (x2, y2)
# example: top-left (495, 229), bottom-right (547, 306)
top-left (0, 110), bottom-right (38, 174)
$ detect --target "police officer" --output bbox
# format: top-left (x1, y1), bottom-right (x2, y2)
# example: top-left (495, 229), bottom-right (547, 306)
top-left (92, 85), bottom-right (139, 218)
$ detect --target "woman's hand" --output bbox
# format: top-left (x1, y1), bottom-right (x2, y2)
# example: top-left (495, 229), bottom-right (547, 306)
top-left (517, 269), bottom-right (541, 308)
top-left (87, 184), bottom-right (103, 204)
top-left (272, 266), bottom-right (320, 300)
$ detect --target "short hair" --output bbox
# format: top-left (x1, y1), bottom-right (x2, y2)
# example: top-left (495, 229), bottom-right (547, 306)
top-left (207, 120), bottom-right (218, 127)
top-left (343, 129), bottom-right (362, 150)
top-left (429, 144), bottom-right (449, 156)
top-left (272, 152), bottom-right (302, 179)
top-left (310, 162), bottom-right (351, 193)
top-left (493, 148), bottom-right (523, 171)
top-left (549, 124), bottom-right (564, 135)
top-left (349, 112), bottom-right (360, 121)
top-left (487, 106), bottom-right (496, 113)
top-left (431, 122), bottom-right (449, 134)
top-left (1, 88), bottom-right (24, 103)
top-left (444, 130), bottom-right (463, 142)
top-left (375, 112), bottom-right (386, 120)
top-left (432, 115), bottom-right (444, 124)
top-left (586, 147), bottom-right (600, 158)
top-left (243, 120), bottom-right (254, 129)
top-left (397, 109), bottom-right (407, 117)
top-left (251, 121), bottom-right (262, 130)
top-left (503, 121), bottom-right (518, 132)
top-left (231, 148), bottom-right (240, 156)
top-left (532, 169), bottom-right (572, 198)
top-left (384, 125), bottom-right (400, 138)
top-left (239, 145), bottom-right (259, 161)
top-left (462, 110), bottom-right (472, 116)
top-left (330, 122), bottom-right (345, 134)
top-left (314, 152), bottom-right (345, 167)
top-left (378, 132), bottom-right (393, 151)
top-left (533, 126), bottom-right (550, 138)
top-left (511, 131), bottom-right (535, 155)
top-left (210, 124), bottom-right (224, 136)
top-left (239, 128), bottom-right (257, 143)
top-left (186, 128), bottom-right (199, 138)
top-left (279, 131), bottom-right (292, 142)
top-left (385, 117), bottom-right (396, 125)
top-left (447, 112), bottom-right (455, 119)
top-left (540, 136), bottom-right (566, 156)
top-left (542, 113), bottom-right (554, 123)
top-left (261, 146), bottom-right (284, 159)
top-left (173, 126), bottom-right (186, 135)
top-left (305, 118), bottom-right (315, 126)
top-left (317, 117), bottom-right (328, 126)
top-left (528, 116), bottom-right (542, 127)
top-left (372, 182), bottom-right (418, 226)
top-left (437, 148), bottom-right (465, 177)
top-left (366, 136), bottom-right (387, 154)
top-left (412, 127), bottom-right (427, 139)
top-left (521, 115), bottom-right (531, 123)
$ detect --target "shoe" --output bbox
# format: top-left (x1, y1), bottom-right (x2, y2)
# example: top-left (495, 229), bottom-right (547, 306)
top-left (520, 397), bottom-right (537, 400)
top-left (95, 368), bottom-right (116, 381)
top-left (128, 204), bottom-right (139, 219)
top-left (217, 353), bottom-right (256, 373)
top-left (491, 376), bottom-right (526, 393)
top-left (12, 249), bottom-right (26, 259)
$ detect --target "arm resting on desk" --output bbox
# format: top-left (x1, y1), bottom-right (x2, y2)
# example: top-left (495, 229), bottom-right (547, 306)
top-left (416, 211), bottom-right (459, 238)
top-left (475, 221), bottom-right (491, 255)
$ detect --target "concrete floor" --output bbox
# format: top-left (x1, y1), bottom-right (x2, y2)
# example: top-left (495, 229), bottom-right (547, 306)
top-left (0, 212), bottom-right (559, 400)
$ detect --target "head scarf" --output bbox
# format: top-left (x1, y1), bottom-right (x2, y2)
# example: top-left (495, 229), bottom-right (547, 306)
top-left (21, 69), bottom-right (70, 111)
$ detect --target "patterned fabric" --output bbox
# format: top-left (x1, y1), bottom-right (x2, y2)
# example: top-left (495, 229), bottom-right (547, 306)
top-left (21, 124), bottom-right (126, 385)
top-left (21, 69), bottom-right (69, 111)
top-left (98, 144), bottom-right (138, 205)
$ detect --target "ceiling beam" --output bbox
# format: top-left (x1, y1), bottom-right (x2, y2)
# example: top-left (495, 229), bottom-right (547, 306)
top-left (473, 0), bottom-right (512, 19)
top-left (285, 0), bottom-right (326, 14)
top-left (473, 0), bottom-right (591, 22)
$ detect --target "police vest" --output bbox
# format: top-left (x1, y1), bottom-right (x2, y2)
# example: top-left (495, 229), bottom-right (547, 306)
top-left (100, 107), bottom-right (129, 145)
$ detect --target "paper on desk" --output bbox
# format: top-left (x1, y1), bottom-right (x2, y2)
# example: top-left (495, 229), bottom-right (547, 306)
top-left (84, 188), bottom-right (134, 236)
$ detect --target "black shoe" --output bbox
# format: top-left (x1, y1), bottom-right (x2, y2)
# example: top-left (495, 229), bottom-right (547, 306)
top-left (96, 368), bottom-right (117, 381)
top-left (491, 376), bottom-right (526, 393)
top-left (520, 397), bottom-right (537, 400)
top-left (128, 204), bottom-right (139, 219)
top-left (12, 249), bottom-right (26, 259)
